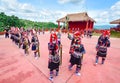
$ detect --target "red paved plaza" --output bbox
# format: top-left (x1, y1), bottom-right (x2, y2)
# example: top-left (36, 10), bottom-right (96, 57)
top-left (0, 33), bottom-right (120, 83)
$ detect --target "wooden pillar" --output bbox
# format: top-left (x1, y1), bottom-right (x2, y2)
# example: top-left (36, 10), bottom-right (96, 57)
top-left (86, 21), bottom-right (89, 30)
top-left (91, 22), bottom-right (94, 29)
top-left (89, 21), bottom-right (92, 30)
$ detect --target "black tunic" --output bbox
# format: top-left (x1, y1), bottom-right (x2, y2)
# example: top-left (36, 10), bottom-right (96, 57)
top-left (97, 46), bottom-right (107, 57)
top-left (70, 44), bottom-right (85, 65)
top-left (48, 43), bottom-right (60, 70)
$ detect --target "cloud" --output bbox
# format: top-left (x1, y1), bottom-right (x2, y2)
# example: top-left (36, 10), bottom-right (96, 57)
top-left (110, 1), bottom-right (120, 19)
top-left (88, 1), bottom-right (120, 25)
top-left (58, 0), bottom-right (85, 4)
top-left (110, 1), bottom-right (120, 11)
top-left (0, 0), bottom-right (68, 23)
top-left (37, 9), bottom-right (68, 23)
top-left (0, 0), bottom-right (35, 13)
top-left (0, 0), bottom-right (119, 25)
top-left (0, 0), bottom-right (43, 22)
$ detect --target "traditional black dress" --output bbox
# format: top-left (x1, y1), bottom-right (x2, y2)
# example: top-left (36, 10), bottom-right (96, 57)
top-left (48, 43), bottom-right (60, 71)
top-left (96, 37), bottom-right (110, 57)
top-left (70, 44), bottom-right (85, 65)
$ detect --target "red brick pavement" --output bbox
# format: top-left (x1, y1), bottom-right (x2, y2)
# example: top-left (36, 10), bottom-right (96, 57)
top-left (0, 33), bottom-right (120, 83)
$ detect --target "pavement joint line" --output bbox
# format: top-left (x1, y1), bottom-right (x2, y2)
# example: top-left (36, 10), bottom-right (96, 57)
top-left (4, 38), bottom-right (98, 83)
top-left (17, 46), bottom-right (74, 83)
top-left (25, 57), bottom-right (52, 83)
top-left (10, 40), bottom-right (52, 83)
top-left (18, 51), bottom-right (51, 82)
top-left (2, 34), bottom-right (120, 83)
top-left (65, 72), bottom-right (74, 83)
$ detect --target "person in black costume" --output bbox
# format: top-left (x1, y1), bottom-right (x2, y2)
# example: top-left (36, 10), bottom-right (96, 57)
top-left (48, 32), bottom-right (60, 81)
top-left (69, 31), bottom-right (86, 76)
top-left (95, 30), bottom-right (110, 65)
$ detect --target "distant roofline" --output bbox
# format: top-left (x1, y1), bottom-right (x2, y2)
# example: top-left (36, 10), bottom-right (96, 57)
top-left (57, 12), bottom-right (96, 22)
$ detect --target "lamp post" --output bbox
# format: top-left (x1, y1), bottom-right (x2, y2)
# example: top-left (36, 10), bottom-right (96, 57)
top-left (65, 16), bottom-right (69, 31)
top-left (65, 16), bottom-right (70, 36)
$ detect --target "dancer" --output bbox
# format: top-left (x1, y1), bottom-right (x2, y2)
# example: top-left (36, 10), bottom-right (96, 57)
top-left (69, 31), bottom-right (85, 76)
top-left (48, 32), bottom-right (60, 81)
top-left (95, 30), bottom-right (110, 65)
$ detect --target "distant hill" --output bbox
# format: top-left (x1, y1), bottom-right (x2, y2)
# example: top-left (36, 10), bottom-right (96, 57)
top-left (0, 12), bottom-right (58, 31)
top-left (94, 25), bottom-right (116, 30)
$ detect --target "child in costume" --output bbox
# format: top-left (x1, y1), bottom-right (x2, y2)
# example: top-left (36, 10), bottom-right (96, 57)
top-left (31, 29), bottom-right (40, 59)
top-left (69, 31), bottom-right (86, 76)
top-left (48, 32), bottom-right (60, 81)
top-left (95, 30), bottom-right (110, 65)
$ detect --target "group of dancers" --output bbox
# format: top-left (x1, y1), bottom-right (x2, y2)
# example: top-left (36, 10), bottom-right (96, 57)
top-left (5, 27), bottom-right (110, 81)
top-left (47, 30), bottom-right (110, 81)
top-left (6, 27), bottom-right (40, 59)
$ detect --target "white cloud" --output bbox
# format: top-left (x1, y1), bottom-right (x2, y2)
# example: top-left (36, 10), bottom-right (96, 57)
top-left (0, 0), bottom-right (119, 25)
top-left (0, 0), bottom-right (37, 19)
top-left (88, 1), bottom-right (120, 25)
top-left (0, 0), bottom-right (69, 23)
top-left (58, 0), bottom-right (85, 4)
top-left (110, 1), bottom-right (120, 11)
top-left (110, 1), bottom-right (120, 20)
top-left (0, 0), bottom-right (35, 13)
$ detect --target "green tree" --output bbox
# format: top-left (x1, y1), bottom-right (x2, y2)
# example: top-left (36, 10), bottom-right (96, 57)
top-left (0, 12), bottom-right (58, 31)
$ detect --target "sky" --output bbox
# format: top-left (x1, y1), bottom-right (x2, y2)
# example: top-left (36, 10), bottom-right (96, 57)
top-left (0, 0), bottom-right (120, 25)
